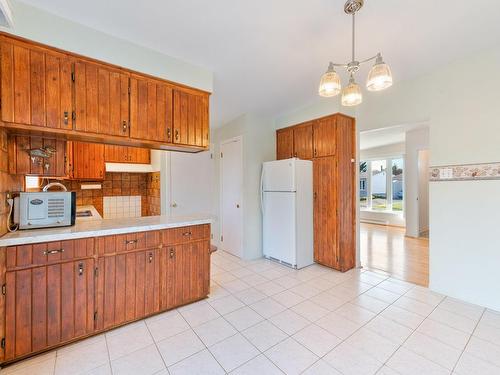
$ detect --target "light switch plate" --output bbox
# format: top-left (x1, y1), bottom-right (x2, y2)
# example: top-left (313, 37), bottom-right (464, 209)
top-left (439, 168), bottom-right (454, 179)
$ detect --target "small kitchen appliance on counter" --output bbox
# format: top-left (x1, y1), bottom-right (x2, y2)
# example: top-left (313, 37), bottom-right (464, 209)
top-left (14, 191), bottom-right (76, 230)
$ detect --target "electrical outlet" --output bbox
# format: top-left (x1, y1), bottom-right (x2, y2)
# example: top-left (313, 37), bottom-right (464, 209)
top-left (439, 168), bottom-right (453, 179)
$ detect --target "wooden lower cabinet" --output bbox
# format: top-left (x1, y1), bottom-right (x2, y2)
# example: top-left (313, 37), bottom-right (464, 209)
top-left (4, 259), bottom-right (95, 361)
top-left (0, 224), bottom-right (211, 364)
top-left (96, 248), bottom-right (161, 330)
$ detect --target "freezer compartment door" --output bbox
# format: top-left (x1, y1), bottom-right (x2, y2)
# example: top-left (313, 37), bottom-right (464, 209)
top-left (262, 159), bottom-right (296, 192)
top-left (262, 191), bottom-right (296, 266)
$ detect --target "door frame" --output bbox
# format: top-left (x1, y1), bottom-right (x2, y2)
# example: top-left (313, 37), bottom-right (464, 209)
top-left (219, 136), bottom-right (244, 258)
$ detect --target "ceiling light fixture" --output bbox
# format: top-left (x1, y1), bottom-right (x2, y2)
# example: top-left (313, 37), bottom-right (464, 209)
top-left (318, 0), bottom-right (393, 106)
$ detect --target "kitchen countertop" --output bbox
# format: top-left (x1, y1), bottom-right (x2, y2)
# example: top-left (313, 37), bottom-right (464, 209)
top-left (0, 214), bottom-right (212, 247)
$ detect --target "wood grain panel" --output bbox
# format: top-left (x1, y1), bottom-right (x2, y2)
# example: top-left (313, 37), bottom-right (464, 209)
top-left (276, 128), bottom-right (294, 160)
top-left (71, 141), bottom-right (104, 180)
top-left (313, 156), bottom-right (338, 269)
top-left (293, 123), bottom-right (313, 159)
top-left (313, 116), bottom-right (336, 157)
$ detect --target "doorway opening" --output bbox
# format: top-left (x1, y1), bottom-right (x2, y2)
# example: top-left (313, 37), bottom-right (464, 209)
top-left (220, 137), bottom-right (243, 258)
top-left (359, 124), bottom-right (429, 286)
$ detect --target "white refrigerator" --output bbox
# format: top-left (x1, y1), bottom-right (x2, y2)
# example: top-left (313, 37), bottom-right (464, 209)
top-left (261, 158), bottom-right (314, 269)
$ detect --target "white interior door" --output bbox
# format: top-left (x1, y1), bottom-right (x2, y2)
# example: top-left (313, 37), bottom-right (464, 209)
top-left (418, 149), bottom-right (430, 235)
top-left (169, 149), bottom-right (214, 216)
top-left (220, 138), bottom-right (243, 258)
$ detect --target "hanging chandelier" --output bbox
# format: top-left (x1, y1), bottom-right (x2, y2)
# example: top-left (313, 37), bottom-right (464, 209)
top-left (318, 0), bottom-right (393, 106)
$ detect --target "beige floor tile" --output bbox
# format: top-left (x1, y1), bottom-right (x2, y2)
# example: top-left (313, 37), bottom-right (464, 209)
top-left (168, 349), bottom-right (225, 375)
top-left (386, 347), bottom-right (450, 375)
top-left (403, 332), bottom-right (462, 370)
top-left (249, 298), bottom-right (287, 319)
top-left (193, 317), bottom-right (237, 346)
top-left (293, 324), bottom-right (342, 357)
top-left (269, 310), bottom-right (310, 335)
top-left (323, 342), bottom-right (382, 375)
top-left (224, 306), bottom-right (264, 331)
top-left (208, 295), bottom-right (245, 315)
top-left (209, 334), bottom-right (259, 372)
top-left (346, 328), bottom-right (400, 363)
top-left (271, 290), bottom-right (306, 308)
top-left (230, 354), bottom-right (283, 375)
top-left (264, 338), bottom-right (318, 375)
top-left (316, 312), bottom-right (362, 340)
top-left (242, 320), bottom-right (288, 352)
top-left (111, 345), bottom-right (165, 375)
top-left (290, 300), bottom-right (330, 322)
top-left (156, 329), bottom-right (205, 366)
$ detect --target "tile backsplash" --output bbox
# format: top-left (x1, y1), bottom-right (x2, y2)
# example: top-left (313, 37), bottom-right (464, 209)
top-left (103, 196), bottom-right (142, 219)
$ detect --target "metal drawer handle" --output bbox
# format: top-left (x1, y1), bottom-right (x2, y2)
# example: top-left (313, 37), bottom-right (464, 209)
top-left (64, 111), bottom-right (69, 125)
top-left (182, 231), bottom-right (192, 236)
top-left (148, 253), bottom-right (153, 263)
top-left (125, 240), bottom-right (138, 245)
top-left (175, 130), bottom-right (179, 140)
top-left (44, 249), bottom-right (64, 255)
top-left (169, 248), bottom-right (175, 258)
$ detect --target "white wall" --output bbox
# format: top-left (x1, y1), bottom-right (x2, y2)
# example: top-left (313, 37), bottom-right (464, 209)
top-left (360, 143), bottom-right (405, 160)
top-left (405, 128), bottom-right (429, 237)
top-left (4, 0), bottom-right (213, 92)
top-left (212, 114), bottom-right (275, 259)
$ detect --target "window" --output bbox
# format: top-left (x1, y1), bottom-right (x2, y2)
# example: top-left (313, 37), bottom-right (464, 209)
top-left (392, 158), bottom-right (404, 211)
top-left (371, 160), bottom-right (387, 210)
top-left (359, 157), bottom-right (404, 213)
top-left (359, 162), bottom-right (368, 208)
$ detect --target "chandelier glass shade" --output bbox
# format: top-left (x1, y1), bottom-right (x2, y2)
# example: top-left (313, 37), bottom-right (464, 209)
top-left (318, 63), bottom-right (342, 97)
top-left (341, 75), bottom-right (363, 106)
top-left (318, 0), bottom-right (393, 106)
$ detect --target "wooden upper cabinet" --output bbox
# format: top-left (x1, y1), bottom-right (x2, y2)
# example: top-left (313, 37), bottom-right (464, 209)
top-left (105, 145), bottom-right (150, 164)
top-left (313, 116), bottom-right (337, 157)
top-left (276, 127), bottom-right (294, 160)
top-left (173, 90), bottom-right (209, 147)
top-left (130, 75), bottom-right (173, 143)
top-left (0, 37), bottom-right (73, 129)
top-left (74, 60), bottom-right (130, 137)
top-left (9, 135), bottom-right (68, 177)
top-left (70, 141), bottom-right (105, 180)
top-left (293, 123), bottom-right (313, 159)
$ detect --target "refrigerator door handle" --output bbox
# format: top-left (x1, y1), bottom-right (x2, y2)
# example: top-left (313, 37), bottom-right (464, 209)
top-left (260, 166), bottom-right (265, 214)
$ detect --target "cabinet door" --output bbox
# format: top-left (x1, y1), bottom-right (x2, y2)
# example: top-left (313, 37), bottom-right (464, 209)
top-left (104, 145), bottom-right (128, 163)
top-left (74, 60), bottom-right (129, 137)
top-left (276, 128), bottom-right (294, 160)
top-left (4, 260), bottom-right (95, 361)
top-left (130, 75), bottom-right (173, 142)
top-left (313, 116), bottom-right (337, 157)
top-left (96, 249), bottom-right (160, 330)
top-left (293, 123), bottom-right (313, 159)
top-left (71, 141), bottom-right (105, 180)
top-left (313, 156), bottom-right (339, 269)
top-left (190, 240), bottom-right (211, 300)
top-left (10, 135), bottom-right (68, 177)
top-left (173, 90), bottom-right (209, 147)
top-left (127, 147), bottom-right (151, 164)
top-left (1, 38), bottom-right (73, 129)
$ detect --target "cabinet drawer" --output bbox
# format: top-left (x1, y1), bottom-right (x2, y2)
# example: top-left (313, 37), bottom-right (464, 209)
top-left (96, 230), bottom-right (160, 255)
top-left (5, 238), bottom-right (94, 270)
top-left (163, 224), bottom-right (210, 245)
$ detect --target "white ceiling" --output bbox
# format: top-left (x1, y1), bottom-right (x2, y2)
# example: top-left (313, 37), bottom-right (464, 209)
top-left (359, 123), bottom-right (427, 150)
top-left (19, 0), bottom-right (500, 127)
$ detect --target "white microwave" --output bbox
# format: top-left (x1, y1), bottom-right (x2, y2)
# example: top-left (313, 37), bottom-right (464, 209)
top-left (14, 192), bottom-right (76, 230)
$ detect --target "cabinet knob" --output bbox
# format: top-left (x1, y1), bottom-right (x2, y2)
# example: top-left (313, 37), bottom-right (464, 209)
top-left (122, 121), bottom-right (128, 132)
top-left (314, 149), bottom-right (317, 156)
top-left (167, 128), bottom-right (171, 140)
top-left (169, 248), bottom-right (175, 258)
top-left (148, 253), bottom-right (153, 263)
top-left (63, 111), bottom-right (69, 125)
top-left (175, 130), bottom-right (179, 140)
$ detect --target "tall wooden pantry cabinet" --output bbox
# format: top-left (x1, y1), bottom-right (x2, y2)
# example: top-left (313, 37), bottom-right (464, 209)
top-left (276, 113), bottom-right (356, 272)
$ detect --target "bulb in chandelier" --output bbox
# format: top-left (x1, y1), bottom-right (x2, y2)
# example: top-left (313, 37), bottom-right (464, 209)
top-left (341, 75), bottom-right (362, 106)
top-left (366, 54), bottom-right (393, 91)
top-left (318, 62), bottom-right (341, 97)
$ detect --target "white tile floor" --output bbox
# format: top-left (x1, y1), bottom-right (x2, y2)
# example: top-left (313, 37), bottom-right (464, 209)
top-left (2, 250), bottom-right (500, 375)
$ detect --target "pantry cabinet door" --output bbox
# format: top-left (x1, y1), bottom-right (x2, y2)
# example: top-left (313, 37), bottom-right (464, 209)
top-left (293, 122), bottom-right (313, 159)
top-left (313, 116), bottom-right (337, 157)
top-left (276, 128), bottom-right (294, 160)
top-left (71, 141), bottom-right (105, 180)
top-left (173, 90), bottom-right (209, 147)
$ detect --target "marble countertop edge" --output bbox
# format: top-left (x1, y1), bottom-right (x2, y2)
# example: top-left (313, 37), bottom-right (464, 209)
top-left (0, 214), bottom-right (213, 247)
